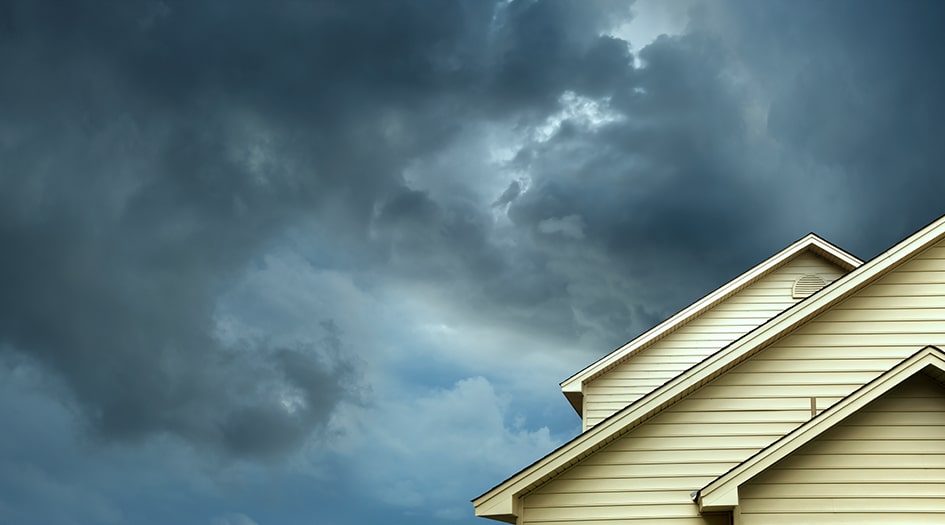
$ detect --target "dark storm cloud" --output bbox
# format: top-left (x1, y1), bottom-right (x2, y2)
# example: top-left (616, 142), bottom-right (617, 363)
top-left (708, 0), bottom-right (945, 256)
top-left (0, 0), bottom-right (490, 457)
top-left (505, 0), bottom-right (945, 325)
top-left (0, 0), bottom-right (641, 458)
top-left (7, 0), bottom-right (945, 468)
top-left (489, 0), bottom-right (635, 112)
top-left (505, 31), bottom-right (781, 321)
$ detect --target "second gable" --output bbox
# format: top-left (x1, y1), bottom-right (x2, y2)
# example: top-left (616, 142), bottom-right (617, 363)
top-left (582, 251), bottom-right (848, 428)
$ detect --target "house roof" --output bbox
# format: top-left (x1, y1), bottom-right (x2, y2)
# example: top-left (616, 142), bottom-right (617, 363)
top-left (559, 233), bottom-right (863, 414)
top-left (697, 344), bottom-right (945, 512)
top-left (474, 212), bottom-right (945, 523)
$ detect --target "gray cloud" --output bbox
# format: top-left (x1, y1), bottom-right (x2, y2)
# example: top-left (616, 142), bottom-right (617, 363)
top-left (501, 32), bottom-right (776, 326)
top-left (703, 0), bottom-right (945, 254)
top-left (0, 0), bottom-right (482, 458)
top-left (492, 180), bottom-right (522, 208)
top-left (0, 0), bottom-right (642, 459)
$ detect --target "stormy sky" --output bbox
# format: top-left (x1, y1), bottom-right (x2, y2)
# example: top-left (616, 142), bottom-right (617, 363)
top-left (2, 1), bottom-right (945, 523)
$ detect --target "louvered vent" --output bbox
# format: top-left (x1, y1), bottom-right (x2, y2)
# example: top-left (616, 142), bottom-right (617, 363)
top-left (792, 274), bottom-right (827, 299)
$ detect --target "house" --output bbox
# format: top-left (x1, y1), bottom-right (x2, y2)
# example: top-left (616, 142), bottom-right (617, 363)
top-left (474, 213), bottom-right (945, 524)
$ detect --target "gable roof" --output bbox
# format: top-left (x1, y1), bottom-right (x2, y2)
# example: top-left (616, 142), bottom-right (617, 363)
top-left (559, 233), bottom-right (862, 414)
top-left (474, 212), bottom-right (945, 522)
top-left (697, 344), bottom-right (945, 512)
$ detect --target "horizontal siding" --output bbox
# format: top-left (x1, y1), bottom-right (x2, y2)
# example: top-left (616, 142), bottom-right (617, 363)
top-left (526, 491), bottom-right (689, 507)
top-left (734, 514), bottom-right (945, 525)
top-left (744, 482), bottom-right (945, 498)
top-left (744, 498), bottom-right (945, 513)
top-left (522, 238), bottom-right (945, 525)
top-left (732, 357), bottom-right (898, 373)
top-left (535, 476), bottom-right (714, 494)
top-left (528, 507), bottom-right (728, 525)
top-left (798, 307), bottom-right (945, 321)
top-left (739, 374), bottom-right (945, 524)
top-left (604, 434), bottom-right (787, 452)
top-left (525, 503), bottom-right (702, 521)
top-left (583, 252), bottom-right (846, 428)
top-left (579, 448), bottom-right (761, 466)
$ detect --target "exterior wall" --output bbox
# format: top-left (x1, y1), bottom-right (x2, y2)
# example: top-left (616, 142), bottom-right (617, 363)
top-left (520, 239), bottom-right (945, 525)
top-left (738, 373), bottom-right (945, 525)
top-left (583, 251), bottom-right (846, 428)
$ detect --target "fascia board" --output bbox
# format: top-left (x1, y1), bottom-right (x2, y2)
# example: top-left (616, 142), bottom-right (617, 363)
top-left (807, 234), bottom-right (864, 269)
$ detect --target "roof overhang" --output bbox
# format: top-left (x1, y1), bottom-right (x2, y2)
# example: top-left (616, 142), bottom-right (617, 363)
top-left (697, 345), bottom-right (945, 512)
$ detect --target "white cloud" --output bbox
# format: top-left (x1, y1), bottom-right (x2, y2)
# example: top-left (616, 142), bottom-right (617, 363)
top-left (610, 0), bottom-right (696, 53)
top-left (534, 91), bottom-right (625, 143)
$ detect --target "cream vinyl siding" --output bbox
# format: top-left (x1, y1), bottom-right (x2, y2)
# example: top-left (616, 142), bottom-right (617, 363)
top-left (738, 373), bottom-right (945, 525)
top-left (583, 252), bottom-right (846, 428)
top-left (520, 239), bottom-right (945, 525)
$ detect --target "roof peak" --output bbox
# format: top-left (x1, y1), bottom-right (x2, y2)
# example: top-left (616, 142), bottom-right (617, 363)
top-left (559, 232), bottom-right (861, 408)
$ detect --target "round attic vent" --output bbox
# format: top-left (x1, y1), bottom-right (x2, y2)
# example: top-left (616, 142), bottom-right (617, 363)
top-left (793, 274), bottom-right (827, 299)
